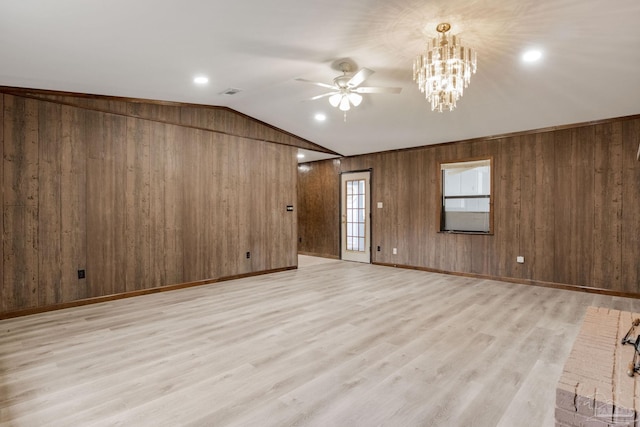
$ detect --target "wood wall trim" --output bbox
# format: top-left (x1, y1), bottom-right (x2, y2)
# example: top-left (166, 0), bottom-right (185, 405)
top-left (373, 262), bottom-right (640, 300)
top-left (0, 86), bottom-right (340, 156)
top-left (0, 266), bottom-right (297, 320)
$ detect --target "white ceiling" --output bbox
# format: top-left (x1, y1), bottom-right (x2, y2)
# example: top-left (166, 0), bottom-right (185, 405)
top-left (2, 0), bottom-right (639, 162)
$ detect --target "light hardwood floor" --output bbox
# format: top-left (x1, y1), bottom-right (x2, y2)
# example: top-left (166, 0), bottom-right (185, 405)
top-left (2, 256), bottom-right (640, 427)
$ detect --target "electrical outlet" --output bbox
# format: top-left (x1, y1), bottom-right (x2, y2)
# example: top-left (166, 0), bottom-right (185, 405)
top-left (393, 248), bottom-right (397, 255)
top-left (246, 252), bottom-right (251, 259)
top-left (516, 256), bottom-right (524, 264)
top-left (78, 269), bottom-right (86, 279)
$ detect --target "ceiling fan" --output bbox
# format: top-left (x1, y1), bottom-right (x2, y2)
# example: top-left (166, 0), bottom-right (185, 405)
top-left (296, 62), bottom-right (402, 115)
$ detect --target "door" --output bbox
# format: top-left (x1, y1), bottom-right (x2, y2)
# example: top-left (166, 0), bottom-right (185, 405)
top-left (341, 171), bottom-right (371, 263)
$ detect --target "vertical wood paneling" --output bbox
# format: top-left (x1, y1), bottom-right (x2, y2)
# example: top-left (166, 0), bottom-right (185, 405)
top-left (0, 95), bottom-right (4, 311)
top-left (4, 206), bottom-right (39, 308)
top-left (60, 105), bottom-right (87, 302)
top-left (394, 151), bottom-right (413, 265)
top-left (214, 132), bottom-right (231, 278)
top-left (554, 127), bottom-right (595, 287)
top-left (381, 152), bottom-right (401, 263)
top-left (297, 159), bottom-right (341, 258)
top-left (203, 132), bottom-right (220, 278)
top-left (180, 127), bottom-right (196, 281)
top-left (3, 86), bottom-right (639, 313)
top-left (3, 96), bottom-right (39, 310)
top-left (152, 121), bottom-right (184, 286)
top-left (299, 117), bottom-right (640, 295)
top-left (519, 133), bottom-right (555, 282)
top-left (553, 130), bottom-right (577, 286)
top-left (405, 149), bottom-right (426, 267)
top-left (4, 96), bottom-right (39, 206)
top-left (249, 140), bottom-right (267, 272)
top-left (225, 133), bottom-right (241, 276)
top-left (37, 101), bottom-right (63, 305)
top-left (149, 121), bottom-right (169, 287)
top-left (592, 122), bottom-right (623, 290)
top-left (105, 113), bottom-right (128, 294)
top-left (621, 120), bottom-right (640, 292)
top-left (20, 90), bottom-right (331, 154)
top-left (284, 146), bottom-right (297, 267)
top-left (1, 92), bottom-right (299, 315)
top-left (41, 95), bottom-right (129, 116)
top-left (424, 149), bottom-right (440, 270)
top-left (128, 103), bottom-right (181, 123)
top-left (181, 128), bottom-right (206, 281)
top-left (494, 137), bottom-right (521, 279)
top-left (125, 117), bottom-right (152, 291)
top-left (86, 109), bottom-right (106, 297)
top-left (86, 112), bottom-right (129, 296)
top-left (236, 137), bottom-right (252, 275)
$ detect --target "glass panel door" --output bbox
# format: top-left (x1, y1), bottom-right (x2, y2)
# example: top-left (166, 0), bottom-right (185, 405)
top-left (341, 171), bottom-right (370, 263)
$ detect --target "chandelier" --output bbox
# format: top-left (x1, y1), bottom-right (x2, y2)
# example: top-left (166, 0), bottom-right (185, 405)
top-left (413, 23), bottom-right (477, 112)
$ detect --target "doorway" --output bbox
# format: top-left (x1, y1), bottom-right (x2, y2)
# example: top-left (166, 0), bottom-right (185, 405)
top-left (340, 171), bottom-right (371, 263)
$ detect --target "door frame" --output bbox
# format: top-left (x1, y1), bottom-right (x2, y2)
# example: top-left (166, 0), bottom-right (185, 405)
top-left (340, 169), bottom-right (372, 263)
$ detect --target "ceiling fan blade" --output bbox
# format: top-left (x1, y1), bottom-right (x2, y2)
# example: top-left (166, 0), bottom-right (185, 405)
top-left (310, 92), bottom-right (339, 101)
top-left (295, 78), bottom-right (336, 90)
top-left (347, 68), bottom-right (374, 88)
top-left (354, 86), bottom-right (402, 94)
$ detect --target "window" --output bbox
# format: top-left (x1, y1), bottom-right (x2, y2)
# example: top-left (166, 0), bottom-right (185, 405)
top-left (345, 179), bottom-right (366, 251)
top-left (439, 158), bottom-right (492, 233)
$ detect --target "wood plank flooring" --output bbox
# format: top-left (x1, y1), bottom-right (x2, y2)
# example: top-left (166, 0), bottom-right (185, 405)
top-left (2, 256), bottom-right (640, 426)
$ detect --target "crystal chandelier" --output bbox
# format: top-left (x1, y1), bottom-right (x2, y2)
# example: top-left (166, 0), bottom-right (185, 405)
top-left (413, 23), bottom-right (477, 112)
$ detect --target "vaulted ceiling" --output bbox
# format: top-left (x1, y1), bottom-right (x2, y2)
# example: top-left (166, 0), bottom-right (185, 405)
top-left (2, 0), bottom-right (639, 162)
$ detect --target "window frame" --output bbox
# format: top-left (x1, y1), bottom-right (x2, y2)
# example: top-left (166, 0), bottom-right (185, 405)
top-left (436, 156), bottom-right (494, 235)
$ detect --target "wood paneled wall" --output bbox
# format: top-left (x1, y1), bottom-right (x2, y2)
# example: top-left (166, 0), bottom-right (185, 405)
top-left (1, 92), bottom-right (298, 315)
top-left (298, 117), bottom-right (640, 293)
top-left (0, 86), bottom-right (339, 156)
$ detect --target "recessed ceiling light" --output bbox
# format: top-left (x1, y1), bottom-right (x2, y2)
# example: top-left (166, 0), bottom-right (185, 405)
top-left (194, 76), bottom-right (209, 84)
top-left (314, 113), bottom-right (327, 121)
top-left (522, 50), bottom-right (542, 62)
top-left (297, 153), bottom-right (305, 159)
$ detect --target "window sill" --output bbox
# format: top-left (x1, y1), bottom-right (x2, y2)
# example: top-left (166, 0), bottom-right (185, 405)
top-left (438, 230), bottom-right (493, 236)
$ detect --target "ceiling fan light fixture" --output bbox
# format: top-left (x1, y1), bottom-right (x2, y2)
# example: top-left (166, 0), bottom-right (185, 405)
top-left (339, 96), bottom-right (351, 111)
top-left (296, 65), bottom-right (400, 120)
top-left (348, 93), bottom-right (363, 107)
top-left (329, 93), bottom-right (342, 107)
top-left (413, 23), bottom-right (477, 112)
